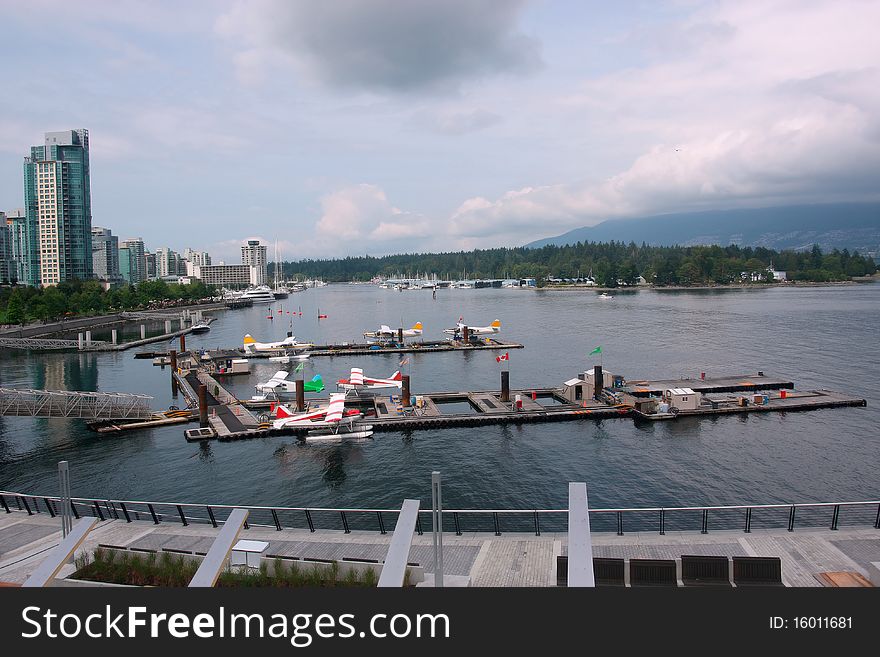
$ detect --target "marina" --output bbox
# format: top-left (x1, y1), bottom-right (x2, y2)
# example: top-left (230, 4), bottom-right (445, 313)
top-left (137, 348), bottom-right (866, 441)
top-left (2, 283), bottom-right (879, 523)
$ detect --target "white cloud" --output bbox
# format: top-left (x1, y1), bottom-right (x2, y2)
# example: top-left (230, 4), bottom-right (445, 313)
top-left (443, 0), bottom-right (880, 246)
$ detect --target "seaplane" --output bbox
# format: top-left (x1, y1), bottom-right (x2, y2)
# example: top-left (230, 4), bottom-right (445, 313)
top-left (251, 371), bottom-right (325, 401)
top-left (243, 333), bottom-right (314, 354)
top-left (442, 318), bottom-right (502, 337)
top-left (336, 367), bottom-right (403, 396)
top-left (363, 322), bottom-right (423, 341)
top-left (271, 393), bottom-right (373, 440)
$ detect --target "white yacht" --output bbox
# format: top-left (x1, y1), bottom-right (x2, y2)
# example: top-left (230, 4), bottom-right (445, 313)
top-left (238, 285), bottom-right (276, 304)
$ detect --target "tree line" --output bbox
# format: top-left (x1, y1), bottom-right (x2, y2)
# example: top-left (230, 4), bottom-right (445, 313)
top-left (0, 279), bottom-right (218, 325)
top-left (279, 242), bottom-right (877, 286)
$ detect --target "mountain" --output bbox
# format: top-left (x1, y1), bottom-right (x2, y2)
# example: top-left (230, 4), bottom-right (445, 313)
top-left (524, 203), bottom-right (880, 256)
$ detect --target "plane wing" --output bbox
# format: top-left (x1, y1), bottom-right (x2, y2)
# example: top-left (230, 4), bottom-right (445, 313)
top-left (324, 393), bottom-right (347, 423)
top-left (350, 368), bottom-right (365, 386)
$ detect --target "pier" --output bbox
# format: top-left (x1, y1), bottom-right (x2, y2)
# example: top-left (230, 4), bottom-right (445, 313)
top-left (0, 310), bottom-right (215, 352)
top-left (175, 368), bottom-right (865, 442)
top-left (137, 337), bottom-right (523, 362)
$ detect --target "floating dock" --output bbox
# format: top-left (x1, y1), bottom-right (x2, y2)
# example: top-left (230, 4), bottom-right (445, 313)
top-left (174, 371), bottom-right (866, 442)
top-left (137, 337), bottom-right (523, 361)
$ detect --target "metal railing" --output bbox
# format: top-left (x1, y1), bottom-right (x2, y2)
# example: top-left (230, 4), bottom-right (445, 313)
top-left (2, 490), bottom-right (878, 537)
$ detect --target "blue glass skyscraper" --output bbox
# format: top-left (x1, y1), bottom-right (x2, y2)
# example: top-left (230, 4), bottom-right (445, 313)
top-left (22, 129), bottom-right (93, 285)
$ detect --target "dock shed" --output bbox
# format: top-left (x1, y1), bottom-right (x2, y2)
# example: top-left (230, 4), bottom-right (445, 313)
top-left (580, 369), bottom-right (625, 389)
top-left (663, 387), bottom-right (700, 411)
top-left (562, 378), bottom-right (589, 402)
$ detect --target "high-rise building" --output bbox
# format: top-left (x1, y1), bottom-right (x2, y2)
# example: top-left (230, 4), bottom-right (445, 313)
top-left (144, 251), bottom-right (157, 280)
top-left (119, 238), bottom-right (146, 285)
top-left (23, 129), bottom-right (93, 286)
top-left (0, 213), bottom-right (14, 284)
top-left (155, 247), bottom-right (181, 278)
top-left (5, 209), bottom-right (27, 283)
top-left (91, 226), bottom-right (120, 282)
top-left (241, 240), bottom-right (267, 285)
top-left (183, 248), bottom-right (211, 277)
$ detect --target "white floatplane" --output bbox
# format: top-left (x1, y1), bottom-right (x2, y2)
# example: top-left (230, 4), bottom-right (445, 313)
top-left (363, 322), bottom-right (423, 340)
top-left (336, 368), bottom-right (403, 396)
top-left (243, 333), bottom-right (314, 354)
top-left (442, 318), bottom-right (502, 336)
top-left (252, 371), bottom-right (325, 401)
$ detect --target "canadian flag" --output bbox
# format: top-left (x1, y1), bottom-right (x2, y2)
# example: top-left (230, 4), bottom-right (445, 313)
top-left (496, 352), bottom-right (509, 363)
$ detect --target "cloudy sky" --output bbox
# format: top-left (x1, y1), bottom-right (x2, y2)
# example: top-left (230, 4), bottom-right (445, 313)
top-left (1, 0), bottom-right (879, 261)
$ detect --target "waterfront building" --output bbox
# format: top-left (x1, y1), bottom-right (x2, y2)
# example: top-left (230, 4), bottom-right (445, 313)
top-left (91, 226), bottom-right (120, 284)
top-left (23, 129), bottom-right (93, 286)
top-left (241, 239), bottom-right (267, 285)
top-left (119, 238), bottom-right (146, 284)
top-left (191, 263), bottom-right (261, 288)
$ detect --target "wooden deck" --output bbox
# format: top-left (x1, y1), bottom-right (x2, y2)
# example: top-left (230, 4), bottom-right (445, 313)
top-left (1, 511), bottom-right (877, 587)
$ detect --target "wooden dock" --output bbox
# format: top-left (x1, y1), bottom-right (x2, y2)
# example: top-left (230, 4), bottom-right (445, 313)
top-left (199, 376), bottom-right (866, 442)
top-left (135, 337), bottom-right (523, 361)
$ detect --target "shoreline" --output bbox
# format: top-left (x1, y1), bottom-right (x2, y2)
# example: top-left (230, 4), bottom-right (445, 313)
top-left (540, 277), bottom-right (878, 292)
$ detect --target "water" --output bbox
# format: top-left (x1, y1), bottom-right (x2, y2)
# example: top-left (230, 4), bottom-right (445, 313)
top-left (1, 283), bottom-right (878, 514)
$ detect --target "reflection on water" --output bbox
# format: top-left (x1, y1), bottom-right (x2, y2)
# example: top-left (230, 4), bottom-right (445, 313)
top-left (1, 283), bottom-right (878, 510)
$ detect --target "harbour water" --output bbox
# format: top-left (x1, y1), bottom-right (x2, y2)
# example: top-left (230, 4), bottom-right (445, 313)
top-left (1, 283), bottom-right (878, 517)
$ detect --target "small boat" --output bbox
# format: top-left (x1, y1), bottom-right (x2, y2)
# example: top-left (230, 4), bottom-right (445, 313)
top-left (190, 322), bottom-right (211, 334)
top-left (598, 292), bottom-right (614, 299)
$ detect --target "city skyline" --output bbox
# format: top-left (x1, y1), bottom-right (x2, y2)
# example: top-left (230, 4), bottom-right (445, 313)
top-left (1, 1), bottom-right (879, 263)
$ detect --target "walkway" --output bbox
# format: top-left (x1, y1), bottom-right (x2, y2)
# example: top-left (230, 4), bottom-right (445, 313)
top-left (1, 511), bottom-right (877, 587)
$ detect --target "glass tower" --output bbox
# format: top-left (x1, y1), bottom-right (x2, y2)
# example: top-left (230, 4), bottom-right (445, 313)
top-left (22, 129), bottom-right (93, 286)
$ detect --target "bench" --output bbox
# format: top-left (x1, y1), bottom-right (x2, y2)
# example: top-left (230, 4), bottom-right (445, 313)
top-left (556, 556), bottom-right (625, 586)
top-left (732, 556), bottom-right (784, 586)
top-left (681, 555), bottom-right (731, 587)
top-left (629, 559), bottom-right (678, 587)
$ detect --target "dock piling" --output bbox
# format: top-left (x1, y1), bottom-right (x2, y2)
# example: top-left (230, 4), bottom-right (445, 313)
top-left (462, 325), bottom-right (469, 343)
top-left (402, 375), bottom-right (411, 407)
top-left (501, 370), bottom-right (510, 402)
top-left (179, 317), bottom-right (185, 330)
top-left (198, 384), bottom-right (208, 428)
top-left (398, 328), bottom-right (404, 344)
top-left (85, 330), bottom-right (92, 347)
top-left (165, 320), bottom-right (172, 334)
top-left (111, 329), bottom-right (117, 345)
top-left (141, 324), bottom-right (146, 340)
top-left (296, 378), bottom-right (305, 412)
top-left (77, 333), bottom-right (83, 350)
top-left (593, 365), bottom-right (603, 400)
top-left (180, 334), bottom-right (186, 352)
top-left (170, 350), bottom-right (178, 395)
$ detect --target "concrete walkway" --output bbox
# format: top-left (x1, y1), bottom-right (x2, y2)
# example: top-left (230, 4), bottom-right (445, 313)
top-left (1, 510), bottom-right (877, 587)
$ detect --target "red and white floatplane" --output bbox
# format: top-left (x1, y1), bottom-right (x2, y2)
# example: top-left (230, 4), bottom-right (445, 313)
top-left (336, 368), bottom-right (403, 396)
top-left (271, 393), bottom-right (373, 441)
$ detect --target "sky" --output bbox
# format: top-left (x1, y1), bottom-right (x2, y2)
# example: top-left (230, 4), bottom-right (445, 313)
top-left (1, 0), bottom-right (879, 262)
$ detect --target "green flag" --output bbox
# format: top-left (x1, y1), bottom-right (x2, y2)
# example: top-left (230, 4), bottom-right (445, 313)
top-left (294, 362), bottom-right (304, 373)
top-left (589, 346), bottom-right (602, 355)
